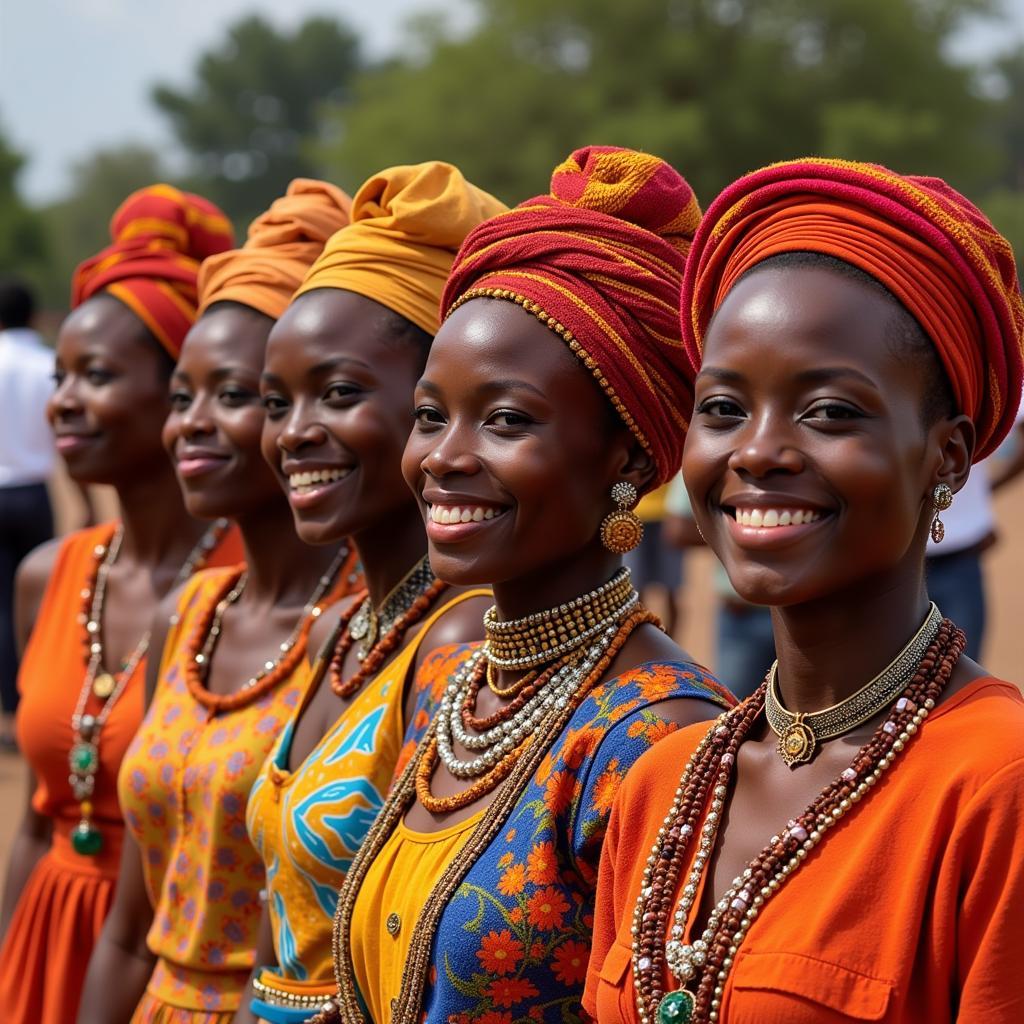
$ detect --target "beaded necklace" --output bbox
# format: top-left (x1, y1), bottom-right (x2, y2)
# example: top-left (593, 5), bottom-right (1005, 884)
top-left (316, 604), bottom-right (657, 1024)
top-left (329, 556), bottom-right (447, 700)
top-left (629, 619), bottom-right (965, 1024)
top-left (68, 519), bottom-right (228, 856)
top-left (182, 546), bottom-right (350, 713)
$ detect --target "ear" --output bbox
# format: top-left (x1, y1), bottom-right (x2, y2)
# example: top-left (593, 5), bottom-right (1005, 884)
top-left (930, 413), bottom-right (974, 495)
top-left (612, 433), bottom-right (659, 499)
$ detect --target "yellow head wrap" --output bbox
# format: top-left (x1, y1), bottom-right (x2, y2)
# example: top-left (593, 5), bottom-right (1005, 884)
top-left (294, 162), bottom-right (507, 334)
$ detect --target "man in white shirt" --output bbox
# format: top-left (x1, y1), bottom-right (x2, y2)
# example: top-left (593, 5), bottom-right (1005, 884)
top-left (0, 277), bottom-right (56, 748)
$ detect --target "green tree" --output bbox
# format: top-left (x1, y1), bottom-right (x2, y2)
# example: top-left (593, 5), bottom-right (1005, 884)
top-left (0, 121), bottom-right (48, 279)
top-left (152, 14), bottom-right (361, 227)
top-left (319, 0), bottom-right (1004, 208)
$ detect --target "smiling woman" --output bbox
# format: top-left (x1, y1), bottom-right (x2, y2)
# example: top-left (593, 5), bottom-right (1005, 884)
top-left (326, 146), bottom-right (733, 1024)
top-left (585, 159), bottom-right (1024, 1024)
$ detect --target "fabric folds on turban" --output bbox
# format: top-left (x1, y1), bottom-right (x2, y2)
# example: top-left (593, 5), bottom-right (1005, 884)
top-left (198, 179), bottom-right (352, 320)
top-left (71, 184), bottom-right (234, 358)
top-left (681, 158), bottom-right (1024, 461)
top-left (295, 162), bottom-right (507, 335)
top-left (442, 145), bottom-right (702, 488)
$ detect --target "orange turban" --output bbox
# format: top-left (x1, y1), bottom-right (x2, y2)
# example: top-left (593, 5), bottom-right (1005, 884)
top-left (442, 146), bottom-right (702, 488)
top-left (72, 184), bottom-right (234, 358)
top-left (197, 179), bottom-right (352, 320)
top-left (294, 162), bottom-right (507, 335)
top-left (682, 158), bottom-right (1024, 461)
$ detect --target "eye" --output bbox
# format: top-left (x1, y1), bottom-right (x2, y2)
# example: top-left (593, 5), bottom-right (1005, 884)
top-left (168, 389), bottom-right (192, 411)
top-left (261, 393), bottom-right (289, 418)
top-left (802, 400), bottom-right (863, 422)
top-left (85, 367), bottom-right (113, 386)
top-left (697, 397), bottom-right (745, 420)
top-left (52, 369), bottom-right (65, 385)
top-left (218, 386), bottom-right (256, 407)
top-left (324, 382), bottom-right (362, 404)
top-left (487, 409), bottom-right (533, 429)
top-left (414, 405), bottom-right (446, 428)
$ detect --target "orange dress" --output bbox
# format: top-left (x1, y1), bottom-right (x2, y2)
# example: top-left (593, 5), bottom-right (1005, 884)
top-left (584, 677), bottom-right (1024, 1024)
top-left (0, 521), bottom-right (243, 1024)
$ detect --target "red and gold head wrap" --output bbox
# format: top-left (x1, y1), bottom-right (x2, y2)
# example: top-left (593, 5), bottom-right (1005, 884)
top-left (682, 158), bottom-right (1024, 461)
top-left (295, 162), bottom-right (507, 335)
top-left (71, 184), bottom-right (234, 358)
top-left (442, 145), bottom-right (702, 488)
top-left (197, 179), bottom-right (352, 320)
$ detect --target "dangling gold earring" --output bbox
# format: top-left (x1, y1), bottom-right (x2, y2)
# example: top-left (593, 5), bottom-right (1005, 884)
top-left (930, 483), bottom-right (953, 543)
top-left (600, 482), bottom-right (643, 554)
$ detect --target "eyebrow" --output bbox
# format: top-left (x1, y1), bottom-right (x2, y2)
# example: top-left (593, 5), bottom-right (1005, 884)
top-left (417, 377), bottom-right (549, 400)
top-left (261, 356), bottom-right (372, 385)
top-left (172, 365), bottom-right (253, 384)
top-left (696, 365), bottom-right (880, 389)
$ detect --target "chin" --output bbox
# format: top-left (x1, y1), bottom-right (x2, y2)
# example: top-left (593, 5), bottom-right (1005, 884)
top-left (426, 548), bottom-right (498, 588)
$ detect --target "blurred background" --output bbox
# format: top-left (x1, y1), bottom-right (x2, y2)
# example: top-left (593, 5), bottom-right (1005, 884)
top-left (1, 0), bottom-right (1022, 857)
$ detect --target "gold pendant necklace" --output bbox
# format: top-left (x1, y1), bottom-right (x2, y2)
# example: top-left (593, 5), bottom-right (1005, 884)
top-left (765, 602), bottom-right (942, 767)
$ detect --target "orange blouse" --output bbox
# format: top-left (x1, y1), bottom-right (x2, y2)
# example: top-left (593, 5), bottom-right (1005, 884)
top-left (584, 677), bottom-right (1024, 1024)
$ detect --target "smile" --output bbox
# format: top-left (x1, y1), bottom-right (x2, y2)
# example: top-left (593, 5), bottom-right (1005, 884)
top-left (288, 467), bottom-right (352, 494)
top-left (428, 504), bottom-right (502, 525)
top-left (728, 507), bottom-right (823, 528)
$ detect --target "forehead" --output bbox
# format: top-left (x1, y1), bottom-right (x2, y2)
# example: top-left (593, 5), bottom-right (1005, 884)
top-left (57, 294), bottom-right (154, 362)
top-left (179, 306), bottom-right (271, 371)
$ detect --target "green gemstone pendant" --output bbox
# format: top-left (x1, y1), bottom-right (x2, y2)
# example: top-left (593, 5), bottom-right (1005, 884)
top-left (70, 821), bottom-right (103, 856)
top-left (69, 741), bottom-right (98, 775)
top-left (657, 989), bottom-right (695, 1024)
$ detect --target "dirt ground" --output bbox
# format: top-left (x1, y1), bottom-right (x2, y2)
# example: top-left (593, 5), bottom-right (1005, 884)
top-left (1, 473), bottom-right (1021, 872)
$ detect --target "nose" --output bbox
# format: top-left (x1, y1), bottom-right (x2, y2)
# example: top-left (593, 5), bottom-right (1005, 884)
top-left (177, 393), bottom-right (216, 438)
top-left (727, 413), bottom-right (804, 479)
top-left (48, 373), bottom-right (82, 421)
top-left (421, 417), bottom-right (481, 479)
top-left (277, 399), bottom-right (329, 454)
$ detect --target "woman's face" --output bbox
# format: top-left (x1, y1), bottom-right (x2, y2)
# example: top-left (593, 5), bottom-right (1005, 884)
top-left (683, 264), bottom-right (962, 608)
top-left (402, 297), bottom-right (639, 587)
top-left (162, 303), bottom-right (280, 520)
top-left (260, 289), bottom-right (424, 546)
top-left (49, 294), bottom-right (174, 485)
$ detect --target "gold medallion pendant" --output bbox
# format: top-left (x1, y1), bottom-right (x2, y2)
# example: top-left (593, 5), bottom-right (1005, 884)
top-left (92, 672), bottom-right (116, 699)
top-left (778, 714), bottom-right (815, 767)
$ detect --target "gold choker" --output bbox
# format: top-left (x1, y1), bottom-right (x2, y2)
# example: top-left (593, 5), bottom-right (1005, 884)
top-left (765, 602), bottom-right (942, 767)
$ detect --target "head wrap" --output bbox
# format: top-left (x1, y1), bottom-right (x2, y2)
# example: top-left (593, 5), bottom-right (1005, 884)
top-left (71, 184), bottom-right (234, 358)
top-left (682, 158), bottom-right (1024, 461)
top-left (442, 145), bottom-right (702, 487)
top-left (197, 179), bottom-right (352, 320)
top-left (294, 162), bottom-right (506, 335)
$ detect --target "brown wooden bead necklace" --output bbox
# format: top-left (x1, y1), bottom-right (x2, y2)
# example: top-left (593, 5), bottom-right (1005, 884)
top-left (328, 556), bottom-right (447, 700)
top-left (629, 619), bottom-right (965, 1024)
top-left (315, 606), bottom-right (658, 1024)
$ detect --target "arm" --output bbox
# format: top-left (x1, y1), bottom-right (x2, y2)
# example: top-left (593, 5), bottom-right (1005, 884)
top-left (230, 903), bottom-right (275, 1024)
top-left (75, 828), bottom-right (156, 1024)
top-left (0, 767), bottom-right (52, 941)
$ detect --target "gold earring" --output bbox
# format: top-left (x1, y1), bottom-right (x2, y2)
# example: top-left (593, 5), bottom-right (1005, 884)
top-left (600, 481), bottom-right (643, 554)
top-left (930, 483), bottom-right (953, 543)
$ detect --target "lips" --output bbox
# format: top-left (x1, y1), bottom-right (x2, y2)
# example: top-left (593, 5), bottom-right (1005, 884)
top-left (728, 507), bottom-right (822, 528)
top-left (53, 432), bottom-right (100, 454)
top-left (428, 504), bottom-right (502, 525)
top-left (424, 500), bottom-right (509, 542)
top-left (288, 466), bottom-right (352, 494)
top-left (175, 450), bottom-right (230, 479)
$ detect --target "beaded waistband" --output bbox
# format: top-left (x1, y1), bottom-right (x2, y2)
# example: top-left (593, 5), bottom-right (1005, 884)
top-left (253, 970), bottom-right (338, 1010)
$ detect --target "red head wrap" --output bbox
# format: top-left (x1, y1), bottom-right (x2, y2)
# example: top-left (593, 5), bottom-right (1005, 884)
top-left (682, 158), bottom-right (1024, 461)
top-left (198, 179), bottom-right (353, 321)
top-left (442, 145), bottom-right (702, 488)
top-left (71, 184), bottom-right (235, 358)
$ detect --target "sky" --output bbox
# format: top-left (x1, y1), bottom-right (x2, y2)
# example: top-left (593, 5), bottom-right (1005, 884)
top-left (1, 0), bottom-right (1021, 205)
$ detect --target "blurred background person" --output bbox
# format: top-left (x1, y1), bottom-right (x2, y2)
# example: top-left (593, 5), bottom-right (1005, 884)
top-left (624, 480), bottom-right (684, 636)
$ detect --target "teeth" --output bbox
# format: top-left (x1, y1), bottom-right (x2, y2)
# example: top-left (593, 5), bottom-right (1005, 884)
top-left (288, 467), bottom-right (351, 490)
top-left (733, 508), bottom-right (822, 529)
top-left (429, 505), bottom-right (500, 525)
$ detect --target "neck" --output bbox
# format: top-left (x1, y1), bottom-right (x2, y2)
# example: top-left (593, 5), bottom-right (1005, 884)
top-left (114, 464), bottom-right (208, 567)
top-left (491, 542), bottom-right (623, 621)
top-left (352, 502), bottom-right (428, 608)
top-left (771, 567), bottom-right (931, 713)
top-left (236, 498), bottom-right (344, 608)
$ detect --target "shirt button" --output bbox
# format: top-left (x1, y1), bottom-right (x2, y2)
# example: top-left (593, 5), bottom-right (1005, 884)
top-left (386, 912), bottom-right (401, 936)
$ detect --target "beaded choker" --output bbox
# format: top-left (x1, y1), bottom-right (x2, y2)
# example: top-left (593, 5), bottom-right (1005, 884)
top-left (69, 519), bottom-right (228, 856)
top-left (629, 618), bottom-right (965, 1024)
top-left (765, 602), bottom-right (941, 767)
top-left (483, 567), bottom-right (638, 669)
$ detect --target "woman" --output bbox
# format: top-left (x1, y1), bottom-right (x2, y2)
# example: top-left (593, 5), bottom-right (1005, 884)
top-left (0, 185), bottom-right (241, 1024)
top-left (327, 146), bottom-right (734, 1024)
top-left (584, 159), bottom-right (1024, 1024)
top-left (244, 161), bottom-right (506, 1022)
top-left (75, 180), bottom-right (361, 1024)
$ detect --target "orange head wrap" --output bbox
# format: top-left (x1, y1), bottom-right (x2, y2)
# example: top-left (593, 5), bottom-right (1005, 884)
top-left (71, 184), bottom-right (234, 358)
top-left (197, 179), bottom-right (352, 320)
top-left (442, 145), bottom-right (702, 488)
top-left (682, 158), bottom-right (1024, 461)
top-left (294, 162), bottom-right (507, 335)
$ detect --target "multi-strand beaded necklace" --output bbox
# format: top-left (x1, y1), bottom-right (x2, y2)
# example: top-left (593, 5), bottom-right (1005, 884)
top-left (182, 545), bottom-right (352, 713)
top-left (68, 519), bottom-right (228, 855)
top-left (313, 573), bottom-right (652, 1024)
top-left (629, 617), bottom-right (965, 1024)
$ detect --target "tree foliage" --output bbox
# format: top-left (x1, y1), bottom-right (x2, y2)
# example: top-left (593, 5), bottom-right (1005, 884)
top-left (152, 14), bottom-right (361, 226)
top-left (0, 121), bottom-right (48, 279)
top-left (319, 0), bottom-right (1008, 208)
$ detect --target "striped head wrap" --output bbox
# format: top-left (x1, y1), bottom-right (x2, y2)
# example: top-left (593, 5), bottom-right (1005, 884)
top-left (442, 145), bottom-right (702, 488)
top-left (295, 162), bottom-right (507, 335)
top-left (71, 184), bottom-right (234, 358)
top-left (198, 179), bottom-right (352, 320)
top-left (682, 158), bottom-right (1024, 461)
